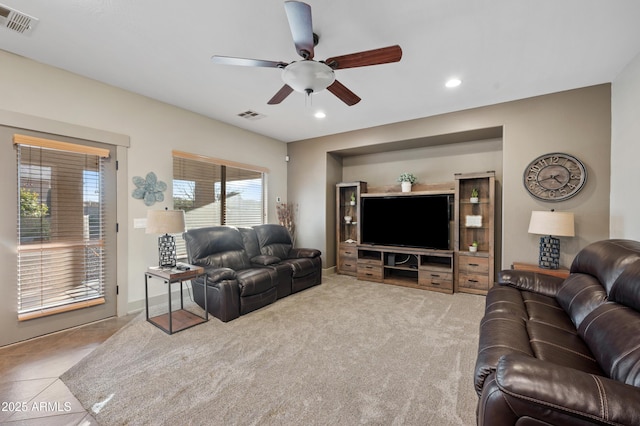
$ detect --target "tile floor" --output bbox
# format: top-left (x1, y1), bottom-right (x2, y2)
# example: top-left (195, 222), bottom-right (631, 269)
top-left (0, 315), bottom-right (134, 425)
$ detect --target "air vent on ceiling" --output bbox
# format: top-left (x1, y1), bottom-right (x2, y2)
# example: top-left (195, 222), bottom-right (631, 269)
top-left (237, 110), bottom-right (266, 121)
top-left (0, 3), bottom-right (38, 35)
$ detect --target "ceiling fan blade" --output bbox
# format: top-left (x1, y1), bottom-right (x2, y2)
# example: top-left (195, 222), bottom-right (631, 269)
top-left (267, 85), bottom-right (294, 105)
top-left (327, 80), bottom-right (361, 106)
top-left (284, 1), bottom-right (315, 59)
top-left (325, 45), bottom-right (402, 70)
top-left (212, 55), bottom-right (287, 68)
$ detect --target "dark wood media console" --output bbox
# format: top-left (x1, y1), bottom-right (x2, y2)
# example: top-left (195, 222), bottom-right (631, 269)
top-left (356, 245), bottom-right (454, 294)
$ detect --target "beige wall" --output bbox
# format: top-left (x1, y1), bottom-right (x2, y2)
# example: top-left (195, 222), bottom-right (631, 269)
top-left (288, 84), bottom-right (612, 270)
top-left (611, 51), bottom-right (640, 241)
top-left (0, 50), bottom-right (287, 342)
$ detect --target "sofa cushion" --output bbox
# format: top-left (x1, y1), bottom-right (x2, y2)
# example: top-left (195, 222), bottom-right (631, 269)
top-left (609, 259), bottom-right (640, 312)
top-left (484, 285), bottom-right (528, 320)
top-left (570, 239), bottom-right (640, 294)
top-left (526, 321), bottom-right (602, 375)
top-left (521, 291), bottom-right (576, 334)
top-left (579, 302), bottom-right (640, 387)
top-left (280, 256), bottom-right (321, 278)
top-left (239, 227), bottom-right (261, 259)
top-left (254, 224), bottom-right (293, 259)
top-left (236, 268), bottom-right (277, 297)
top-left (184, 226), bottom-right (252, 271)
top-left (555, 273), bottom-right (607, 328)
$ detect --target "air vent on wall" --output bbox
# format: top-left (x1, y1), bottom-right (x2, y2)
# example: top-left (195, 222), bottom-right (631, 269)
top-left (0, 3), bottom-right (38, 35)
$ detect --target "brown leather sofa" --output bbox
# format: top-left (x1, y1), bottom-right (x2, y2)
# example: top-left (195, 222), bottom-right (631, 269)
top-left (183, 225), bottom-right (321, 322)
top-left (475, 239), bottom-right (640, 425)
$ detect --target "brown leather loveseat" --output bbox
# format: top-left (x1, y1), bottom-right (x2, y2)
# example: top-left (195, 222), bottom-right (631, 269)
top-left (475, 239), bottom-right (640, 425)
top-left (183, 224), bottom-right (321, 322)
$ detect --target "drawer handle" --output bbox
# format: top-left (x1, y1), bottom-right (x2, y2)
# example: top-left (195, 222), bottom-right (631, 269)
top-left (432, 282), bottom-right (441, 286)
top-left (366, 273), bottom-right (373, 277)
top-left (430, 274), bottom-right (440, 278)
top-left (345, 251), bottom-right (353, 255)
top-left (469, 263), bottom-right (479, 267)
top-left (345, 263), bottom-right (352, 267)
top-left (468, 279), bottom-right (479, 283)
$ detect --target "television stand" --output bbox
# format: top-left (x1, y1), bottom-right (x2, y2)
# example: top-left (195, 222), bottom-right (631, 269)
top-left (356, 245), bottom-right (454, 294)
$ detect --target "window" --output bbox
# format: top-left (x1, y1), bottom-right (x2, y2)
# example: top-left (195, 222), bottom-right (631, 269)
top-left (172, 150), bottom-right (267, 256)
top-left (15, 135), bottom-right (110, 320)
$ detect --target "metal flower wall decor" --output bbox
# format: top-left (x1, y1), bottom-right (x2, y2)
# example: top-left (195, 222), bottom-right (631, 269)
top-left (132, 172), bottom-right (167, 206)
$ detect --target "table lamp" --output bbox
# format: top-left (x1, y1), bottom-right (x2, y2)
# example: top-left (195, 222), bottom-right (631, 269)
top-left (146, 208), bottom-right (186, 267)
top-left (528, 210), bottom-right (575, 269)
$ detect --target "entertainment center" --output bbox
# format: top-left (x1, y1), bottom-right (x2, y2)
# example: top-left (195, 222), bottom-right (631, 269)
top-left (336, 171), bottom-right (495, 295)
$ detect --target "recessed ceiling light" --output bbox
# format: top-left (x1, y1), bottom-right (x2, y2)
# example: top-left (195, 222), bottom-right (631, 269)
top-left (314, 111), bottom-right (326, 119)
top-left (445, 78), bottom-right (462, 88)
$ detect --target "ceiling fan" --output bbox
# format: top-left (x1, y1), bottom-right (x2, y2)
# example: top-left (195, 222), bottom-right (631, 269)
top-left (211, 1), bottom-right (402, 106)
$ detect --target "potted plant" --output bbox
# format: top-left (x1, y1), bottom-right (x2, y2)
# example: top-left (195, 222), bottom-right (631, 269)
top-left (397, 172), bottom-right (417, 192)
top-left (350, 193), bottom-right (356, 205)
top-left (470, 188), bottom-right (479, 203)
top-left (469, 241), bottom-right (478, 252)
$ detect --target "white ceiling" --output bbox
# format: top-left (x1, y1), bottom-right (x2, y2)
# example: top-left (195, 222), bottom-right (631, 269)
top-left (2, 1), bottom-right (640, 143)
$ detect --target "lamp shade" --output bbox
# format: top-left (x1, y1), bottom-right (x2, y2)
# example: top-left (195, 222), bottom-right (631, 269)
top-left (146, 209), bottom-right (185, 235)
top-left (528, 210), bottom-right (575, 237)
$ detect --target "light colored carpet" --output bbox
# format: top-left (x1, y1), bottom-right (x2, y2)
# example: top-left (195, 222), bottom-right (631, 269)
top-left (61, 274), bottom-right (485, 425)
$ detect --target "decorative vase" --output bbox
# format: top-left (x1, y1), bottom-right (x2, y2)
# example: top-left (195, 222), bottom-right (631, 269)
top-left (401, 182), bottom-right (412, 192)
top-left (470, 197), bottom-right (479, 203)
top-left (350, 200), bottom-right (356, 206)
top-left (344, 216), bottom-right (352, 224)
top-left (469, 245), bottom-right (478, 252)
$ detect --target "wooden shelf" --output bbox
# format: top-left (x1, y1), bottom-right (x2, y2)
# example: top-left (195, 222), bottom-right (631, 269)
top-left (454, 172), bottom-right (496, 295)
top-left (336, 182), bottom-right (367, 276)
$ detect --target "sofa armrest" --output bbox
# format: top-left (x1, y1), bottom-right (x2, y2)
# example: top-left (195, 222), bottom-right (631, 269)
top-left (205, 267), bottom-right (237, 282)
top-left (251, 255), bottom-right (281, 266)
top-left (288, 248), bottom-right (321, 259)
top-left (492, 354), bottom-right (640, 425)
top-left (497, 270), bottom-right (564, 297)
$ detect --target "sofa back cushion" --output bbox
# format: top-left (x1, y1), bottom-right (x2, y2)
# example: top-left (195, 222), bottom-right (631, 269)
top-left (183, 226), bottom-right (251, 270)
top-left (556, 274), bottom-right (607, 328)
top-left (254, 224), bottom-right (292, 260)
top-left (609, 260), bottom-right (640, 312)
top-left (570, 239), bottom-right (640, 294)
top-left (578, 302), bottom-right (640, 387)
top-left (239, 227), bottom-right (261, 259)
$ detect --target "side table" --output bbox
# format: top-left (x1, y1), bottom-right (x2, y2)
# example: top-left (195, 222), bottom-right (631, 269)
top-left (145, 263), bottom-right (208, 334)
top-left (511, 261), bottom-right (570, 279)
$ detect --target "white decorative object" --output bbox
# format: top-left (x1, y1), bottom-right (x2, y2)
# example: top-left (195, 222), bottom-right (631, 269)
top-left (344, 216), bottom-right (352, 224)
top-left (465, 215), bottom-right (483, 227)
top-left (401, 182), bottom-right (412, 192)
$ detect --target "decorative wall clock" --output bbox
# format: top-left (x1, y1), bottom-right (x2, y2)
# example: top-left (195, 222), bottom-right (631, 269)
top-left (523, 153), bottom-right (587, 201)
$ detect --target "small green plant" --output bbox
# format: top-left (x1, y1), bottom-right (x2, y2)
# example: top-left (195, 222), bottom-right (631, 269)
top-left (397, 172), bottom-right (417, 184)
top-left (471, 241), bottom-right (478, 247)
top-left (470, 188), bottom-right (479, 198)
top-left (350, 193), bottom-right (356, 202)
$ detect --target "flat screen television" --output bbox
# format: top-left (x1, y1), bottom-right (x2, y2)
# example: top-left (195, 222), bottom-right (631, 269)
top-left (360, 194), bottom-right (452, 250)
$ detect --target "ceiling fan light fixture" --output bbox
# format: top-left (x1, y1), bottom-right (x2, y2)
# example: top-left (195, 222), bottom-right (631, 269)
top-left (281, 60), bottom-right (335, 94)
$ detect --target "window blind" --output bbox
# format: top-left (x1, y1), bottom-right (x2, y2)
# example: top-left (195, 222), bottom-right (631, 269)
top-left (15, 135), bottom-right (108, 320)
top-left (172, 151), bottom-right (265, 257)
